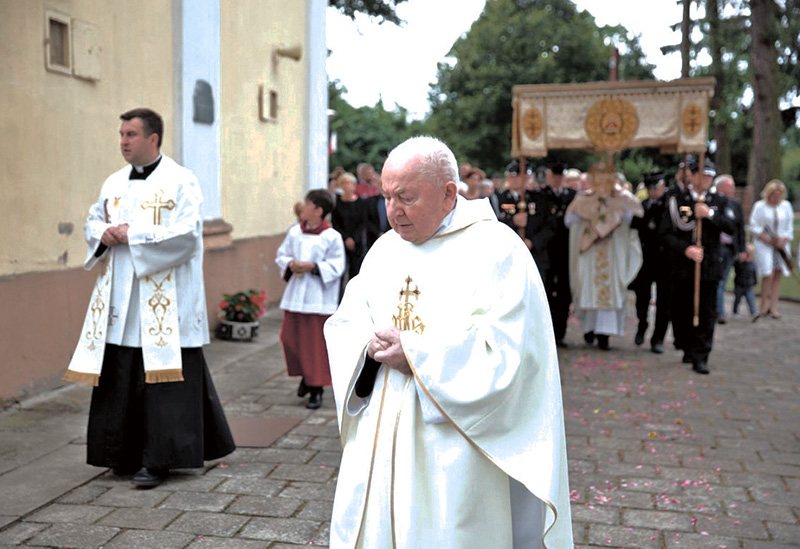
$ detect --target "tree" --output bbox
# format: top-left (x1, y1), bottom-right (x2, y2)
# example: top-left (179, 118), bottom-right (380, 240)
top-left (748, 0), bottom-right (783, 198)
top-left (328, 80), bottom-right (421, 173)
top-left (425, 0), bottom-right (654, 173)
top-left (329, 0), bottom-right (409, 25)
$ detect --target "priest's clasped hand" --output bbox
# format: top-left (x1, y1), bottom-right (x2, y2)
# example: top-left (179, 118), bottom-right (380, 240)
top-left (288, 260), bottom-right (315, 274)
top-left (101, 224), bottom-right (129, 247)
top-left (368, 327), bottom-right (412, 376)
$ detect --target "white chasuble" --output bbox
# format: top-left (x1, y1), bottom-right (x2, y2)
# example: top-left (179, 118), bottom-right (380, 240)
top-left (65, 155), bottom-right (209, 386)
top-left (325, 197), bottom-right (573, 548)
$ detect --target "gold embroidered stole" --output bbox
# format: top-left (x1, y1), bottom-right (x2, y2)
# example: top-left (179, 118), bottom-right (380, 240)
top-left (63, 255), bottom-right (114, 386)
top-left (64, 181), bottom-right (184, 385)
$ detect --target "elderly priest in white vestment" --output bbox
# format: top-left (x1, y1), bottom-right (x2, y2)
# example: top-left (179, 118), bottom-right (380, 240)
top-left (324, 136), bottom-right (573, 548)
top-left (64, 108), bottom-right (235, 488)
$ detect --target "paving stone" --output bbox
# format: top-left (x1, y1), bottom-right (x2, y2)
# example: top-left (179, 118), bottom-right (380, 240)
top-left (252, 448), bottom-right (316, 464)
top-left (159, 491), bottom-right (236, 512)
top-left (307, 437), bottom-right (342, 452)
top-left (187, 535), bottom-right (272, 548)
top-left (98, 507), bottom-right (182, 529)
top-left (308, 451), bottom-right (343, 468)
top-left (622, 509), bottom-right (694, 532)
top-left (692, 513), bottom-right (770, 540)
top-left (724, 501), bottom-right (797, 523)
top-left (23, 503), bottom-right (113, 524)
top-left (159, 473), bottom-right (227, 492)
top-left (0, 521), bottom-right (48, 545)
top-left (767, 521), bottom-right (800, 545)
top-left (268, 463), bottom-right (334, 483)
top-left (26, 523), bottom-right (119, 548)
top-left (273, 434), bottom-right (313, 449)
top-left (93, 486), bottom-right (171, 508)
top-left (55, 485), bottom-right (109, 504)
top-left (661, 531), bottom-right (740, 547)
top-left (103, 529), bottom-right (196, 548)
top-left (278, 481), bottom-right (337, 501)
top-left (214, 477), bottom-right (286, 497)
top-left (166, 511), bottom-right (249, 537)
top-left (570, 503), bottom-right (620, 525)
top-left (205, 462), bottom-right (276, 479)
top-left (586, 523), bottom-right (662, 548)
top-left (238, 517), bottom-right (321, 544)
top-left (226, 495), bottom-right (302, 518)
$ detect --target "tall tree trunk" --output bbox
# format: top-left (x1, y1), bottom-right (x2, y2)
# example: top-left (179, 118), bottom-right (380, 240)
top-left (707, 0), bottom-right (731, 175)
top-left (681, 0), bottom-right (692, 77)
top-left (748, 0), bottom-right (782, 199)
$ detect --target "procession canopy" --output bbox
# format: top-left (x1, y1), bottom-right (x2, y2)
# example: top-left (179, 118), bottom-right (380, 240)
top-left (511, 78), bottom-right (715, 157)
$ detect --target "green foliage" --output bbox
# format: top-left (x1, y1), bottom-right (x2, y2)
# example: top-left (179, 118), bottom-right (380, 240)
top-left (781, 145), bottom-right (800, 203)
top-left (329, 0), bottom-right (409, 25)
top-left (425, 0), bottom-right (655, 174)
top-left (329, 80), bottom-right (417, 173)
top-left (218, 289), bottom-right (267, 323)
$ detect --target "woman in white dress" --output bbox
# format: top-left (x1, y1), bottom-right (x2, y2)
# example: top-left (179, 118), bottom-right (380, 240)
top-left (749, 180), bottom-right (794, 320)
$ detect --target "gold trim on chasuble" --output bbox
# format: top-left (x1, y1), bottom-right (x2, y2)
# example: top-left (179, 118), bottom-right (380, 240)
top-left (585, 98), bottom-right (639, 151)
top-left (594, 241), bottom-right (612, 309)
top-left (392, 276), bottom-right (425, 334)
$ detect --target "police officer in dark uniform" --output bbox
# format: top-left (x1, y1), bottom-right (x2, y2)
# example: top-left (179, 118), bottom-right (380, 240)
top-left (659, 157), bottom-right (735, 374)
top-left (631, 173), bottom-right (670, 353)
top-left (540, 163), bottom-right (576, 347)
top-left (497, 161), bottom-right (556, 284)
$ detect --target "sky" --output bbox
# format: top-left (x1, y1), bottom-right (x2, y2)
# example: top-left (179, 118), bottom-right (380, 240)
top-left (326, 0), bottom-right (702, 120)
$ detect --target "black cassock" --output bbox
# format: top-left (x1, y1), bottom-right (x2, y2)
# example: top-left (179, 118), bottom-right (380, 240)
top-left (87, 344), bottom-right (235, 471)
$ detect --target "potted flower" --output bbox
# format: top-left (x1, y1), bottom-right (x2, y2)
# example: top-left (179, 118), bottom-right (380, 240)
top-left (216, 289), bottom-right (267, 341)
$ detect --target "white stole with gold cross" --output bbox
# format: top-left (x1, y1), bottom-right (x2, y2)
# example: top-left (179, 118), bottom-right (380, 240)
top-left (65, 161), bottom-right (186, 386)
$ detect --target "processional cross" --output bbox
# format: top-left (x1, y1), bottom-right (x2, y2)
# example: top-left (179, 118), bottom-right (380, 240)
top-left (393, 276), bottom-right (425, 334)
top-left (141, 190), bottom-right (176, 225)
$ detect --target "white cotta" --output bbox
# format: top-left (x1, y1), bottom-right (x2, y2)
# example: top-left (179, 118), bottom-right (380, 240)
top-left (325, 196), bottom-right (573, 548)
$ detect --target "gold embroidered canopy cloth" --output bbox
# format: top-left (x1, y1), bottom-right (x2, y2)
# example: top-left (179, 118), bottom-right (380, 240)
top-left (511, 78), bottom-right (715, 157)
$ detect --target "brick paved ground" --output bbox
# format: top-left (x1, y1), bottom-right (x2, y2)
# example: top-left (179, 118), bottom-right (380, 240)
top-left (0, 295), bottom-right (797, 548)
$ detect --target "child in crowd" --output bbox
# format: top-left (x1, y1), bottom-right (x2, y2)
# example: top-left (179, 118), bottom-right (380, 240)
top-left (276, 190), bottom-right (345, 409)
top-left (732, 243), bottom-right (758, 319)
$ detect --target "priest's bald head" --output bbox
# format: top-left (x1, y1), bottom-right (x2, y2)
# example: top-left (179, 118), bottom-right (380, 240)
top-left (381, 136), bottom-right (459, 245)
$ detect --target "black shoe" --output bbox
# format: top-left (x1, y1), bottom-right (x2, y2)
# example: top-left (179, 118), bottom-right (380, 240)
top-left (306, 389), bottom-right (323, 410)
top-left (634, 323), bottom-right (647, 346)
top-left (651, 343), bottom-right (664, 354)
top-left (583, 331), bottom-right (595, 345)
top-left (297, 379), bottom-right (310, 397)
top-left (717, 317), bottom-right (727, 325)
top-left (556, 339), bottom-right (569, 348)
top-left (132, 467), bottom-right (167, 488)
top-left (692, 361), bottom-right (710, 375)
top-left (597, 335), bottom-right (611, 350)
top-left (682, 355), bottom-right (692, 364)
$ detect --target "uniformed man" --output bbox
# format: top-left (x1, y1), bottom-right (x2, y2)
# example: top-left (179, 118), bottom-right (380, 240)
top-left (497, 161), bottom-right (555, 283)
top-left (630, 173), bottom-right (669, 353)
top-left (659, 157), bottom-right (735, 374)
top-left (541, 163), bottom-right (576, 348)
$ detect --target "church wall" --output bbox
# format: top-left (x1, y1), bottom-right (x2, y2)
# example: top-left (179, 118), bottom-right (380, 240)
top-left (219, 0), bottom-right (310, 240)
top-left (0, 0), bottom-right (176, 277)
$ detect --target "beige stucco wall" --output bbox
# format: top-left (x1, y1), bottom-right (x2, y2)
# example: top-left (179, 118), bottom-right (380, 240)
top-left (220, 0), bottom-right (308, 239)
top-left (0, 0), bottom-right (175, 277)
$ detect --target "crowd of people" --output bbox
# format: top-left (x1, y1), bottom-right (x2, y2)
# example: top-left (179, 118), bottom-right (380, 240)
top-left (286, 151), bottom-right (795, 382)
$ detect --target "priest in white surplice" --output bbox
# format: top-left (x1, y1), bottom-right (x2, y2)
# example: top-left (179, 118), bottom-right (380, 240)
top-left (64, 108), bottom-right (234, 488)
top-left (324, 137), bottom-right (572, 548)
top-left (566, 168), bottom-right (644, 350)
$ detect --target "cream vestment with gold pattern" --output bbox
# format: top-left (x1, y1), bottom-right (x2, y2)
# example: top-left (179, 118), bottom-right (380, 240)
top-left (325, 197), bottom-right (573, 548)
